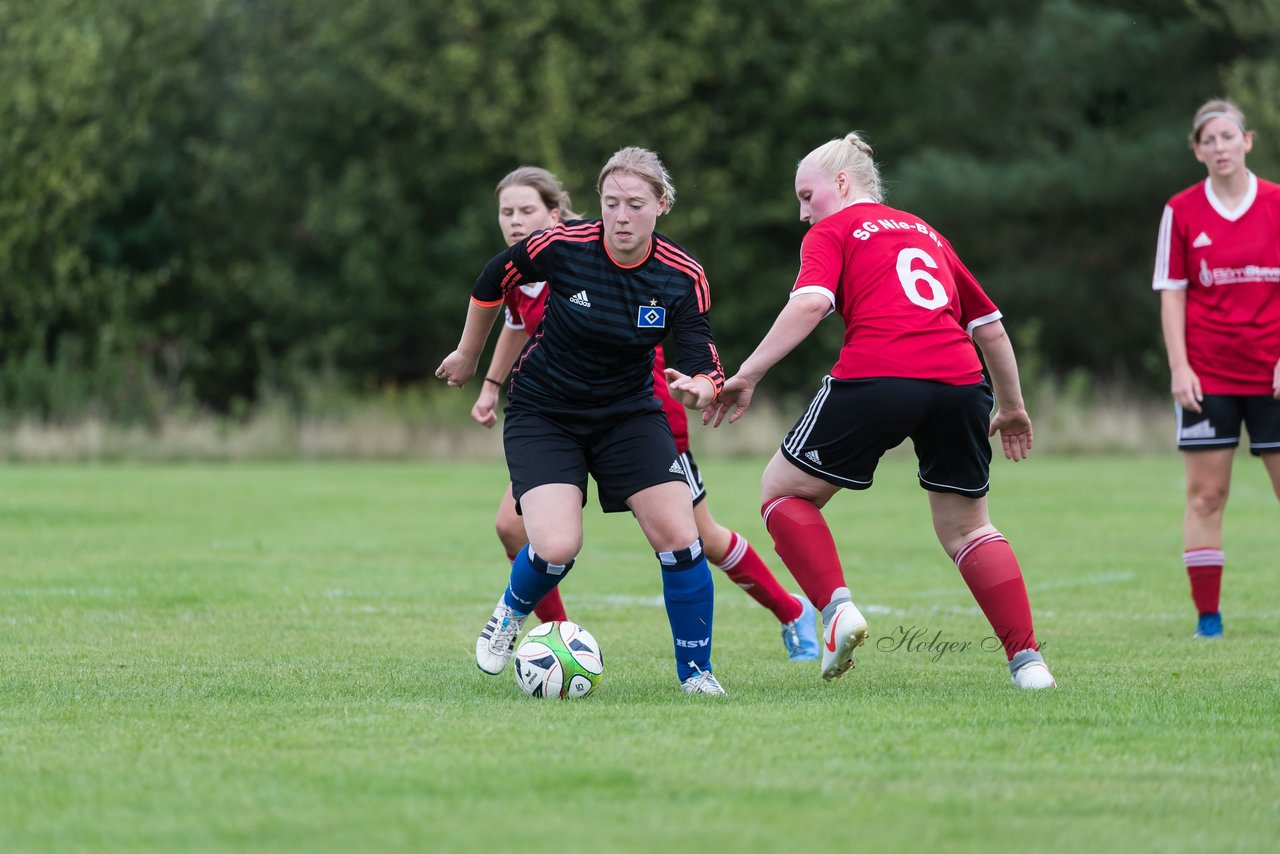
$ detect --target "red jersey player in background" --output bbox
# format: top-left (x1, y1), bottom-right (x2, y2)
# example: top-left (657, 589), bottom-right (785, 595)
top-left (1152, 99), bottom-right (1280, 639)
top-left (706, 131), bottom-right (1056, 690)
top-left (470, 166), bottom-right (820, 661)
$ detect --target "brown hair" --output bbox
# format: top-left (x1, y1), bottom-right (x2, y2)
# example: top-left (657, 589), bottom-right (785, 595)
top-left (494, 166), bottom-right (580, 220)
top-left (798, 131), bottom-right (884, 203)
top-left (596, 147), bottom-right (676, 213)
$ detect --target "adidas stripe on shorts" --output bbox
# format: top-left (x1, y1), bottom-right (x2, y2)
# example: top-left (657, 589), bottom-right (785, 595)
top-left (1176, 393), bottom-right (1280, 455)
top-left (503, 399), bottom-right (690, 514)
top-left (677, 450), bottom-right (708, 506)
top-left (780, 376), bottom-right (995, 497)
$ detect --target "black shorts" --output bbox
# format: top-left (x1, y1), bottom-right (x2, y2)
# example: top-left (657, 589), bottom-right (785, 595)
top-left (780, 376), bottom-right (994, 497)
top-left (1176, 394), bottom-right (1280, 455)
top-left (503, 400), bottom-right (689, 513)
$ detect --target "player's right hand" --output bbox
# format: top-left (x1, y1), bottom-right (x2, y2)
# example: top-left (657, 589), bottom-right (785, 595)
top-left (1170, 365), bottom-right (1203, 413)
top-left (703, 375), bottom-right (754, 427)
top-left (435, 350), bottom-right (476, 388)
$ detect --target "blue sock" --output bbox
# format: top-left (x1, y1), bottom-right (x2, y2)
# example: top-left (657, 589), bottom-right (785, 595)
top-left (503, 545), bottom-right (573, 615)
top-left (658, 540), bottom-right (714, 682)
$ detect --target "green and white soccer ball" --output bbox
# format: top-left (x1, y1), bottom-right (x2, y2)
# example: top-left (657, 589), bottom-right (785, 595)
top-left (513, 620), bottom-right (603, 699)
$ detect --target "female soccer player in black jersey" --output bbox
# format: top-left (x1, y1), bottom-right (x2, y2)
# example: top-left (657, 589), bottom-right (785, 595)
top-left (436, 147), bottom-right (729, 694)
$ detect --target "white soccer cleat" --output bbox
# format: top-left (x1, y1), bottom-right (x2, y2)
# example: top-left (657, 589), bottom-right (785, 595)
top-left (475, 599), bottom-right (527, 675)
top-left (681, 664), bottom-right (727, 695)
top-left (1009, 649), bottom-right (1056, 690)
top-left (820, 600), bottom-right (869, 682)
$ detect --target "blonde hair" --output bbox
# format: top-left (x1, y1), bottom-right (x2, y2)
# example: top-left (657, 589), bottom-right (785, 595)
top-left (495, 166), bottom-right (580, 220)
top-left (596, 147), bottom-right (676, 213)
top-left (799, 131), bottom-right (884, 203)
top-left (1190, 98), bottom-right (1248, 145)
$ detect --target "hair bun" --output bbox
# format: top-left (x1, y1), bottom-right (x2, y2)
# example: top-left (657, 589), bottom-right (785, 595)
top-left (845, 131), bottom-right (874, 157)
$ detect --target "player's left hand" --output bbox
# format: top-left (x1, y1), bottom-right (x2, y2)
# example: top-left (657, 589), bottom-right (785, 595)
top-left (435, 350), bottom-right (477, 388)
top-left (665, 368), bottom-right (713, 410)
top-left (989, 407), bottom-right (1033, 461)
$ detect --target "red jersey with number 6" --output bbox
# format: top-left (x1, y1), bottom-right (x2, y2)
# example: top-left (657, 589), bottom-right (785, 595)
top-left (790, 201), bottom-right (1001, 385)
top-left (1152, 173), bottom-right (1280, 396)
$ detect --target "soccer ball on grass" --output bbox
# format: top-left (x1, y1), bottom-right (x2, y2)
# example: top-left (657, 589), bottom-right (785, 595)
top-left (513, 620), bottom-right (603, 699)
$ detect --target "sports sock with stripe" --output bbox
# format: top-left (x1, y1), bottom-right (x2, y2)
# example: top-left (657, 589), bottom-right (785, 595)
top-left (659, 540), bottom-right (715, 682)
top-left (507, 551), bottom-right (569, 622)
top-left (502, 545), bottom-right (573, 616)
top-left (715, 531), bottom-right (803, 623)
top-left (954, 531), bottom-right (1038, 661)
top-left (1184, 547), bottom-right (1223, 615)
top-left (761, 496), bottom-right (846, 610)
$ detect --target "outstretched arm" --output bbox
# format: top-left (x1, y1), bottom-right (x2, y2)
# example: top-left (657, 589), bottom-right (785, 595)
top-left (435, 300), bottom-right (502, 388)
top-left (470, 325), bottom-right (529, 427)
top-left (704, 293), bottom-right (829, 426)
top-left (664, 370), bottom-right (717, 410)
top-left (972, 319), bottom-right (1031, 461)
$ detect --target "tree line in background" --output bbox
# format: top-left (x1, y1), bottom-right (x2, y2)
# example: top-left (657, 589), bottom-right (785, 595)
top-left (1, 0), bottom-right (1276, 422)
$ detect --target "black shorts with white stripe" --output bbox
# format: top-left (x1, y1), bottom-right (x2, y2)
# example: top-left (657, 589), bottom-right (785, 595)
top-left (780, 376), bottom-right (995, 497)
top-left (677, 450), bottom-right (708, 506)
top-left (1176, 393), bottom-right (1280, 455)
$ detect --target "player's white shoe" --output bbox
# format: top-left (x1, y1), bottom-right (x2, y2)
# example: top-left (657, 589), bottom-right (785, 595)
top-left (820, 600), bottom-right (869, 682)
top-left (475, 599), bottom-right (527, 675)
top-left (681, 664), bottom-right (727, 695)
top-left (1009, 648), bottom-right (1056, 689)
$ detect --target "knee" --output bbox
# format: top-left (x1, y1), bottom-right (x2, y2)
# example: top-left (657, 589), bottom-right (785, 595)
top-left (494, 513), bottom-right (526, 550)
top-left (530, 536), bottom-right (580, 567)
top-left (527, 523), bottom-right (581, 566)
top-left (1187, 482), bottom-right (1229, 517)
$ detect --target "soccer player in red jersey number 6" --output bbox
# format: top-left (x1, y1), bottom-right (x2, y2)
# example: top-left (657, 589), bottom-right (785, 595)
top-left (438, 148), bottom-right (731, 695)
top-left (1152, 99), bottom-right (1280, 640)
top-left (705, 131), bottom-right (1056, 690)
top-left (470, 166), bottom-right (819, 661)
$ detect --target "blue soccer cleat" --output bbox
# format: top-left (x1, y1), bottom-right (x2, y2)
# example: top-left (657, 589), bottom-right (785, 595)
top-left (781, 595), bottom-right (821, 661)
top-left (1194, 611), bottom-right (1223, 638)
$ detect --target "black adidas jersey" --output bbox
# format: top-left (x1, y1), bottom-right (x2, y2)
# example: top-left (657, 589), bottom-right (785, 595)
top-left (471, 219), bottom-right (725, 411)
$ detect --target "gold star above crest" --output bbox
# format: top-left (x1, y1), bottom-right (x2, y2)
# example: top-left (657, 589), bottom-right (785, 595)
top-left (649, 298), bottom-right (658, 306)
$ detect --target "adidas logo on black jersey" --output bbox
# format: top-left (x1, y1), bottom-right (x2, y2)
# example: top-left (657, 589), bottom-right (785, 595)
top-left (569, 290), bottom-right (591, 308)
top-left (804, 450), bottom-right (822, 466)
top-left (669, 459), bottom-right (685, 474)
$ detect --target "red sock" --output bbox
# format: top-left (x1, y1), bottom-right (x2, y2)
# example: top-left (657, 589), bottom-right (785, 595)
top-left (954, 532), bottom-right (1038, 661)
top-left (717, 531), bottom-right (803, 623)
top-left (507, 551), bottom-right (569, 623)
top-left (1184, 547), bottom-right (1223, 615)
top-left (761, 497), bottom-right (847, 610)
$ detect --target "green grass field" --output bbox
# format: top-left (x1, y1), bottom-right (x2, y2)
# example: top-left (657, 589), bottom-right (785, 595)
top-left (2, 456), bottom-right (1277, 852)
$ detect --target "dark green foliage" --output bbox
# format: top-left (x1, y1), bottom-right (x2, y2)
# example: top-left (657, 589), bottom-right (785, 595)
top-left (0, 0), bottom-right (1271, 418)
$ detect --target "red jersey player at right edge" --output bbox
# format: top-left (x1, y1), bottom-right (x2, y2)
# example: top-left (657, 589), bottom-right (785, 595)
top-left (705, 131), bottom-right (1056, 689)
top-left (1152, 99), bottom-right (1280, 640)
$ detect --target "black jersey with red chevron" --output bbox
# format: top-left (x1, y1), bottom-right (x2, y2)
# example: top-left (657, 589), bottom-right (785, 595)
top-left (471, 219), bottom-right (724, 411)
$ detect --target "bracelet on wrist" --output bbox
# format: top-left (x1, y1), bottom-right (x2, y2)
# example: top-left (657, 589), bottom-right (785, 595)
top-left (483, 377), bottom-right (503, 387)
